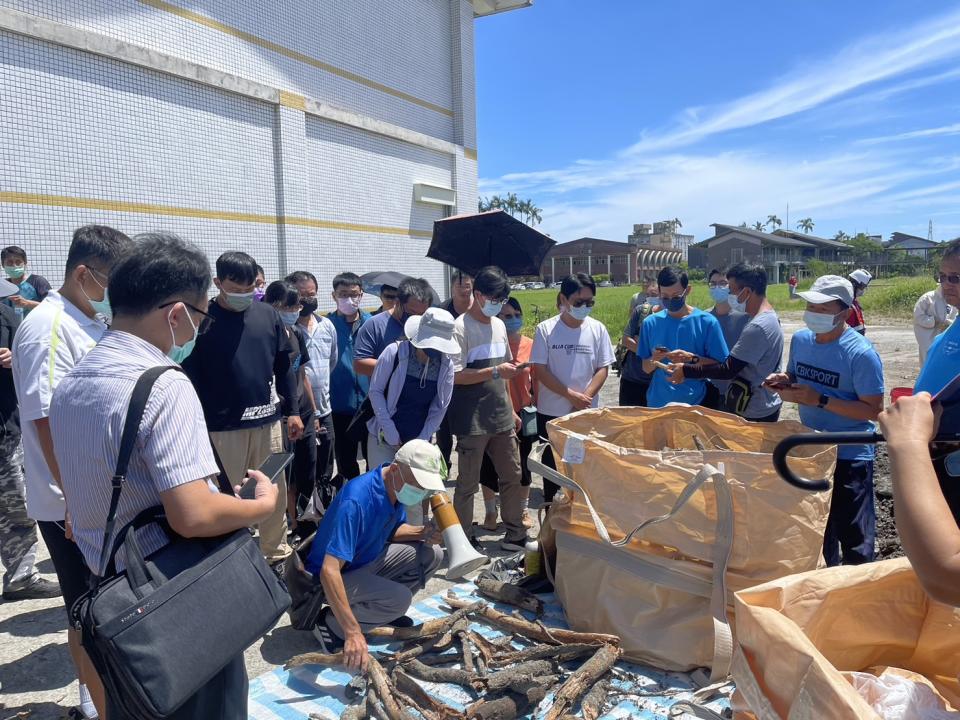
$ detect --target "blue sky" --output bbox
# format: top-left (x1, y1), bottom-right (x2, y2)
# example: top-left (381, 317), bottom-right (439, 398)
top-left (474, 1), bottom-right (960, 245)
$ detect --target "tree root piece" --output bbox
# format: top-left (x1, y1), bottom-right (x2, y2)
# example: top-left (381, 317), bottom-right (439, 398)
top-left (542, 644), bottom-right (621, 720)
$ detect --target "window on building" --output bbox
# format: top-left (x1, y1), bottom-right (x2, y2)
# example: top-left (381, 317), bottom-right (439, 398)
top-left (731, 248), bottom-right (743, 263)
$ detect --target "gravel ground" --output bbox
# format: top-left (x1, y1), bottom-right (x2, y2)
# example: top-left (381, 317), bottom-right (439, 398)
top-left (0, 314), bottom-right (920, 717)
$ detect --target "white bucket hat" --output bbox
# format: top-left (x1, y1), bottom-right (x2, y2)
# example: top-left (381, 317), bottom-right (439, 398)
top-left (404, 307), bottom-right (459, 354)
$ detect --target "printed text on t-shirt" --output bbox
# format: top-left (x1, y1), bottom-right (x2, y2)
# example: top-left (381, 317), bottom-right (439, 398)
top-left (795, 362), bottom-right (840, 388)
top-left (549, 343), bottom-right (592, 355)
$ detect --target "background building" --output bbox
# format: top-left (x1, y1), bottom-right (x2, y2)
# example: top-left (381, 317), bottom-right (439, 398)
top-left (540, 238), bottom-right (635, 284)
top-left (0, 1), bottom-right (528, 302)
top-left (628, 222), bottom-right (695, 260)
top-left (886, 232), bottom-right (940, 260)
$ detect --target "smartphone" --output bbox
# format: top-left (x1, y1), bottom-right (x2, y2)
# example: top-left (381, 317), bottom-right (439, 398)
top-left (515, 361), bottom-right (531, 370)
top-left (237, 452), bottom-right (295, 499)
top-left (655, 345), bottom-right (668, 353)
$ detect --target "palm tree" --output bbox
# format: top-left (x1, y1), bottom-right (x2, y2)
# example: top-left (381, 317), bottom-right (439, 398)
top-left (527, 202), bottom-right (543, 226)
top-left (518, 198), bottom-right (532, 224)
top-left (797, 217), bottom-right (815, 234)
top-left (505, 193), bottom-right (520, 218)
top-left (834, 230), bottom-right (850, 243)
top-left (753, 221), bottom-right (764, 231)
top-left (766, 215), bottom-right (782, 231)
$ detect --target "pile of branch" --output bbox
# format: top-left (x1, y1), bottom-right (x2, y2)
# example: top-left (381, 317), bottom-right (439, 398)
top-left (286, 585), bottom-right (623, 720)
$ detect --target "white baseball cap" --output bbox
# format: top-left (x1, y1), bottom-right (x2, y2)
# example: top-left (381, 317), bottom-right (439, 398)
top-left (394, 439), bottom-right (447, 491)
top-left (849, 268), bottom-right (872, 286)
top-left (797, 275), bottom-right (854, 307)
top-left (404, 307), bottom-right (459, 355)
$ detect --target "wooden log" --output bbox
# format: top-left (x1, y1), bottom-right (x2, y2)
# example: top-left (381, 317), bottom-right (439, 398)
top-left (581, 678), bottom-right (608, 720)
top-left (366, 687), bottom-right (391, 720)
top-left (403, 658), bottom-right (481, 691)
top-left (483, 660), bottom-right (556, 694)
top-left (467, 630), bottom-right (508, 664)
top-left (542, 644), bottom-right (621, 720)
top-left (446, 592), bottom-right (620, 647)
top-left (475, 578), bottom-right (544, 615)
top-left (393, 669), bottom-right (465, 720)
top-left (337, 706), bottom-right (366, 720)
top-left (435, 617), bottom-right (471, 650)
top-left (465, 695), bottom-right (519, 720)
top-left (285, 651), bottom-right (345, 669)
top-left (459, 631), bottom-right (475, 674)
top-left (489, 642), bottom-right (598, 668)
top-left (367, 657), bottom-right (414, 720)
top-left (368, 600), bottom-right (486, 640)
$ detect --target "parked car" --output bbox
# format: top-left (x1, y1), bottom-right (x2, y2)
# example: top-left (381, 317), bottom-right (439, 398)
top-left (599, 280), bottom-right (613, 287)
top-left (510, 283), bottom-right (526, 291)
top-left (528, 281), bottom-right (545, 290)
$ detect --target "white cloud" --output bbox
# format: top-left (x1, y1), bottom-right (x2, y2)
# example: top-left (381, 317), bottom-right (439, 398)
top-left (858, 123), bottom-right (960, 145)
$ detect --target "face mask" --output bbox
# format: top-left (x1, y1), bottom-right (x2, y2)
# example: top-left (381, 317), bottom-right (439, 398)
top-left (253, 287), bottom-right (266, 302)
top-left (4, 266), bottom-right (25, 279)
top-left (503, 316), bottom-right (523, 334)
top-left (566, 304), bottom-right (592, 321)
top-left (299, 298), bottom-right (318, 316)
top-left (803, 310), bottom-right (841, 334)
top-left (663, 295), bottom-right (686, 313)
top-left (709, 287), bottom-right (730, 304)
top-left (279, 310), bottom-right (299, 325)
top-left (481, 299), bottom-right (504, 317)
top-left (222, 290), bottom-right (254, 312)
top-left (337, 297), bottom-right (361, 315)
top-left (395, 467), bottom-right (431, 505)
top-left (81, 271), bottom-right (113, 323)
top-left (855, 288), bottom-right (864, 298)
top-left (424, 347), bottom-right (442, 361)
top-left (727, 291), bottom-right (748, 313)
top-left (167, 306), bottom-right (199, 364)
top-left (645, 296), bottom-right (660, 307)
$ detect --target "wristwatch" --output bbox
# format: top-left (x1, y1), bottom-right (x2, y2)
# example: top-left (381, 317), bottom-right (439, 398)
top-left (492, 366), bottom-right (501, 380)
top-left (817, 393), bottom-right (829, 409)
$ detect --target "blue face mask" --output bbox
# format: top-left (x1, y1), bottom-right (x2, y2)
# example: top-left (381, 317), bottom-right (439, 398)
top-left (663, 294), bottom-right (686, 313)
top-left (167, 306), bottom-right (199, 364)
top-left (645, 296), bottom-right (660, 307)
top-left (709, 287), bottom-right (730, 304)
top-left (279, 310), bottom-right (299, 325)
top-left (503, 316), bottom-right (524, 334)
top-left (424, 347), bottom-right (441, 361)
top-left (395, 466), bottom-right (432, 506)
top-left (81, 270), bottom-right (113, 323)
top-left (566, 304), bottom-right (592, 321)
top-left (482, 299), bottom-right (505, 317)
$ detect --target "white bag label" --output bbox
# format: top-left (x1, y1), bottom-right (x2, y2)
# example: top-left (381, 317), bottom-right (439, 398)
top-left (563, 436), bottom-right (585, 464)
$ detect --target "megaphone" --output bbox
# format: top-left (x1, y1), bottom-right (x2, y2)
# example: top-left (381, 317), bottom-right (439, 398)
top-left (430, 492), bottom-right (487, 580)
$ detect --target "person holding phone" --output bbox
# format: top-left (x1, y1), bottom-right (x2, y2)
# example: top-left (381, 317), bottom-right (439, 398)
top-left (531, 273), bottom-right (614, 504)
top-left (764, 274), bottom-right (884, 566)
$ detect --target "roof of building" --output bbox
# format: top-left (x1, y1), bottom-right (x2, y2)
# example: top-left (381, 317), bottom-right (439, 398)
top-left (772, 229), bottom-right (850, 249)
top-left (708, 224), bottom-right (814, 248)
top-left (887, 232), bottom-right (939, 249)
top-left (543, 237), bottom-right (634, 258)
top-left (473, 0), bottom-right (533, 17)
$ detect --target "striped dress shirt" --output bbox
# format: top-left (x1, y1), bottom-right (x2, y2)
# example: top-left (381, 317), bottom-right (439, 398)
top-left (50, 330), bottom-right (219, 571)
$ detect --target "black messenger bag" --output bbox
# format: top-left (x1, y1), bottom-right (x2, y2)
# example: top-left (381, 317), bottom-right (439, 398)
top-left (72, 366), bottom-right (290, 719)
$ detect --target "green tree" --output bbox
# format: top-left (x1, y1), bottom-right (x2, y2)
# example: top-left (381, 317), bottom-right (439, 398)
top-left (797, 217), bottom-right (815, 233)
top-left (753, 221), bottom-right (765, 231)
top-left (834, 230), bottom-right (850, 243)
top-left (766, 215), bottom-right (782, 231)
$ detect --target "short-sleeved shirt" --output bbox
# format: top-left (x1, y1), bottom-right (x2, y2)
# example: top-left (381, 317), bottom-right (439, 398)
top-left (4, 274), bottom-right (51, 316)
top-left (305, 464), bottom-right (406, 574)
top-left (354, 311), bottom-right (406, 364)
top-left (531, 315), bottom-right (614, 417)
top-left (709, 308), bottom-right (751, 394)
top-left (327, 310), bottom-right (371, 414)
top-left (788, 328), bottom-right (884, 461)
top-left (12, 291), bottom-right (107, 521)
top-left (0, 304), bottom-right (20, 438)
top-left (508, 335), bottom-right (534, 411)
top-left (301, 314), bottom-right (337, 418)
top-left (727, 310), bottom-right (784, 419)
top-left (49, 331), bottom-right (219, 569)
top-left (638, 308), bottom-right (729, 409)
top-left (285, 324), bottom-right (313, 420)
top-left (622, 302), bottom-right (658, 383)
top-left (448, 313), bottom-right (514, 436)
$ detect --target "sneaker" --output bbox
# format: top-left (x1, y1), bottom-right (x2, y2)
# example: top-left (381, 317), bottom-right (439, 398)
top-left (312, 608), bottom-right (345, 653)
top-left (482, 511), bottom-right (499, 531)
top-left (468, 534), bottom-right (485, 554)
top-left (2, 576), bottom-right (62, 601)
top-left (521, 509), bottom-right (534, 529)
top-left (501, 533), bottom-right (533, 552)
top-left (388, 615), bottom-right (417, 628)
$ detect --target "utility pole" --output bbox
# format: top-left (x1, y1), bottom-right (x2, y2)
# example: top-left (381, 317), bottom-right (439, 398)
top-left (929, 220), bottom-right (934, 242)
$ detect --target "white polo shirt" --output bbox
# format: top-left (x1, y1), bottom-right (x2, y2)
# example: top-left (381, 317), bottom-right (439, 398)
top-left (12, 290), bottom-right (106, 521)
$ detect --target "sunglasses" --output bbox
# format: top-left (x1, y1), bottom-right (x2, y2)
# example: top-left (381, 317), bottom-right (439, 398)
top-left (937, 273), bottom-right (960, 286)
top-left (570, 299), bottom-right (595, 308)
top-left (159, 301), bottom-right (215, 334)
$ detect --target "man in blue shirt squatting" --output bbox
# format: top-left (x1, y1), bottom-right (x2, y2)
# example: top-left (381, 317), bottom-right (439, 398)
top-left (764, 275), bottom-right (884, 566)
top-left (639, 265), bottom-right (729, 408)
top-left (306, 438), bottom-right (445, 671)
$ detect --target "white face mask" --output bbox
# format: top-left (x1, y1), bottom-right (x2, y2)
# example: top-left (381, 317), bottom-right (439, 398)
top-left (727, 290), bottom-right (748, 313)
top-left (803, 309), bottom-right (841, 334)
top-left (481, 299), bottom-right (504, 317)
top-left (337, 296), bottom-right (361, 315)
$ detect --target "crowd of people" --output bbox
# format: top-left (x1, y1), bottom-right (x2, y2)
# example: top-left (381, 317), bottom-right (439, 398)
top-left (1, 224), bottom-right (959, 717)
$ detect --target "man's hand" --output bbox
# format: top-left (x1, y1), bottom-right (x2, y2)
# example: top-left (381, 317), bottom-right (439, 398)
top-left (235, 469), bottom-right (278, 517)
top-left (879, 392), bottom-right (939, 450)
top-left (665, 349), bottom-right (697, 364)
top-left (0, 347), bottom-right (12, 369)
top-left (416, 519), bottom-right (443, 544)
top-left (287, 415), bottom-right (305, 442)
top-left (651, 347), bottom-right (670, 363)
top-left (513, 412), bottom-right (522, 433)
top-left (776, 383), bottom-right (820, 406)
top-left (763, 372), bottom-right (791, 389)
top-left (314, 417), bottom-right (321, 435)
top-left (497, 362), bottom-right (520, 380)
top-left (9, 295), bottom-right (28, 308)
top-left (343, 630), bottom-right (369, 672)
top-left (666, 363), bottom-right (685, 385)
top-left (567, 389), bottom-right (592, 410)
top-left (64, 509), bottom-right (74, 541)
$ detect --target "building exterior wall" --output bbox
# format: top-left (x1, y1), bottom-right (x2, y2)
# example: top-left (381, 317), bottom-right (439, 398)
top-left (705, 237), bottom-right (762, 271)
top-left (0, 1), bottom-right (478, 305)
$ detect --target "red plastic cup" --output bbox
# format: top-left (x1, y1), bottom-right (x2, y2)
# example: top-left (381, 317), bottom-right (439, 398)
top-left (890, 387), bottom-right (913, 403)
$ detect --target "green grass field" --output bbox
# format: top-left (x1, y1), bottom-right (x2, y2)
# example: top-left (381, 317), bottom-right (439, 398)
top-left (509, 276), bottom-right (936, 339)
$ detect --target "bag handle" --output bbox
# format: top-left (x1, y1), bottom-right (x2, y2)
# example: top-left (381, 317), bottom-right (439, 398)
top-left (93, 366), bottom-right (182, 588)
top-left (527, 440), bottom-right (735, 680)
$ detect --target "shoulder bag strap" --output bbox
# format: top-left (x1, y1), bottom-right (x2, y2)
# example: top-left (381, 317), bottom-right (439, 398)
top-left (207, 441), bottom-right (237, 496)
top-left (94, 365), bottom-right (182, 582)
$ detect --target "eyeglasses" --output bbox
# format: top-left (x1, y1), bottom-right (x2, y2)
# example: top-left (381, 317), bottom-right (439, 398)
top-left (937, 273), bottom-right (960, 285)
top-left (335, 292), bottom-right (363, 300)
top-left (381, 293), bottom-right (398, 301)
top-left (571, 299), bottom-right (595, 308)
top-left (708, 281), bottom-right (728, 289)
top-left (159, 301), bottom-right (216, 334)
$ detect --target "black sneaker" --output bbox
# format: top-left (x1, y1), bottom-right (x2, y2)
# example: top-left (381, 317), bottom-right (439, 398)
top-left (312, 608), bottom-right (345, 653)
top-left (2, 576), bottom-right (62, 601)
top-left (468, 534), bottom-right (485, 554)
top-left (500, 533), bottom-right (532, 552)
top-left (388, 615), bottom-right (417, 628)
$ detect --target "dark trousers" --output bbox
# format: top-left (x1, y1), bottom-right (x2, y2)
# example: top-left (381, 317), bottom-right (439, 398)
top-left (618, 377), bottom-right (649, 407)
top-left (315, 412), bottom-right (335, 489)
top-left (436, 415), bottom-right (454, 468)
top-left (750, 407), bottom-right (782, 423)
top-left (480, 433), bottom-right (534, 491)
top-left (331, 412), bottom-right (367, 481)
top-left (537, 412), bottom-right (561, 504)
top-left (107, 654), bottom-right (248, 720)
top-left (290, 415), bottom-right (318, 532)
top-left (823, 459), bottom-right (876, 566)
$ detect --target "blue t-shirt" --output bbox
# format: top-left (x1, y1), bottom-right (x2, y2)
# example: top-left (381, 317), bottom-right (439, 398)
top-left (305, 464), bottom-right (406, 575)
top-left (788, 328), bottom-right (884, 461)
top-left (355, 311), bottom-right (406, 363)
top-left (327, 310), bottom-right (371, 414)
top-left (638, 308), bottom-right (729, 408)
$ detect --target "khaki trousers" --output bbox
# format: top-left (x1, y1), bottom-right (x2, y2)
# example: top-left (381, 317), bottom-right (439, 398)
top-left (210, 424), bottom-right (292, 563)
top-left (454, 431), bottom-right (524, 539)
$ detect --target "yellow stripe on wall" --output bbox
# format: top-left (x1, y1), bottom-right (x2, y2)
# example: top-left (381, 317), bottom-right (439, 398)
top-left (0, 192), bottom-right (432, 239)
top-left (137, 0), bottom-right (454, 118)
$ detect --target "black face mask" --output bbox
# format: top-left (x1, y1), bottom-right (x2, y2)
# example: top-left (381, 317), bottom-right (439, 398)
top-left (299, 298), bottom-right (318, 317)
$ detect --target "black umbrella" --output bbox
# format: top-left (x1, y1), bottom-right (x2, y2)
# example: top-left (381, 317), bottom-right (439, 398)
top-left (360, 271), bottom-right (442, 306)
top-left (428, 210), bottom-right (555, 277)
